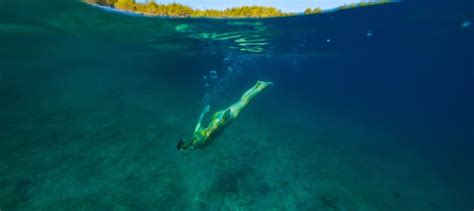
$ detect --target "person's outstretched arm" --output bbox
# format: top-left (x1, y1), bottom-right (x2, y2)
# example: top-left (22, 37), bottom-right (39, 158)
top-left (194, 105), bottom-right (210, 133)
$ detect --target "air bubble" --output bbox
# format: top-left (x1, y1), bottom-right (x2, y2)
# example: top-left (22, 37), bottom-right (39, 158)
top-left (461, 21), bottom-right (471, 28)
top-left (367, 30), bottom-right (373, 37)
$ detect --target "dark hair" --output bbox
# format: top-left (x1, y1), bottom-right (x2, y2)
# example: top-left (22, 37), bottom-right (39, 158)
top-left (177, 139), bottom-right (185, 150)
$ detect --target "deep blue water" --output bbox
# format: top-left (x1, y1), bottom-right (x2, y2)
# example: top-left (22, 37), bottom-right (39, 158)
top-left (0, 0), bottom-right (473, 210)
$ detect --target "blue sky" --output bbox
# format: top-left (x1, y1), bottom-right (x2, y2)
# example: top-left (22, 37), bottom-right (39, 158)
top-left (135, 0), bottom-right (369, 12)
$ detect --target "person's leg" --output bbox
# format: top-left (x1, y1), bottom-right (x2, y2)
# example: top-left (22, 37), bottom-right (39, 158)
top-left (228, 81), bottom-right (273, 118)
top-left (194, 105), bottom-right (210, 133)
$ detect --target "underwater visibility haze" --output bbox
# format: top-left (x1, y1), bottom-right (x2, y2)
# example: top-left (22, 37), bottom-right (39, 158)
top-left (0, 0), bottom-right (473, 210)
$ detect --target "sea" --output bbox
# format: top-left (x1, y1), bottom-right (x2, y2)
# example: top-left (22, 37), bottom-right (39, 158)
top-left (0, 0), bottom-right (473, 210)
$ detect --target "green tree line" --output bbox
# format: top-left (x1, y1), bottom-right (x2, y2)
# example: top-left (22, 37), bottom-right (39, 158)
top-left (304, 8), bottom-right (322, 15)
top-left (86, 0), bottom-right (324, 18)
top-left (338, 0), bottom-right (392, 10)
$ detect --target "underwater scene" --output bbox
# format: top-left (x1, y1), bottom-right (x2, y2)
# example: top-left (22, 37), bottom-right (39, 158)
top-left (0, 0), bottom-right (473, 210)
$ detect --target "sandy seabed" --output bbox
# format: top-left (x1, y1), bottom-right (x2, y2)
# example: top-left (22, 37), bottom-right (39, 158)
top-left (0, 75), bottom-right (467, 210)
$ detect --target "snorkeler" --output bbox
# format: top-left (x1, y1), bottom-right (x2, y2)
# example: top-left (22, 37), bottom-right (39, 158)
top-left (177, 81), bottom-right (273, 153)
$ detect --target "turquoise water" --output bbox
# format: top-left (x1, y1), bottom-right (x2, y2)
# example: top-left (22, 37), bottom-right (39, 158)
top-left (1, 0), bottom-right (473, 210)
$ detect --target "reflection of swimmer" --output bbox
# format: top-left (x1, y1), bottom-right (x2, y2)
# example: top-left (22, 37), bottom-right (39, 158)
top-left (177, 81), bottom-right (273, 153)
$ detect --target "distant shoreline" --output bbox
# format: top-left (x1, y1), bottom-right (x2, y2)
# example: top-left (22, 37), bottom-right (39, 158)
top-left (84, 0), bottom-right (392, 19)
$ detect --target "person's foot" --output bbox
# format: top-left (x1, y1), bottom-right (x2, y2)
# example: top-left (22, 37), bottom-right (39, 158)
top-left (257, 81), bottom-right (274, 90)
top-left (203, 105), bottom-right (210, 113)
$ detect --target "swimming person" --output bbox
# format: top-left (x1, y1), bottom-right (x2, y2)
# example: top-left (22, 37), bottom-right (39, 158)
top-left (177, 81), bottom-right (273, 153)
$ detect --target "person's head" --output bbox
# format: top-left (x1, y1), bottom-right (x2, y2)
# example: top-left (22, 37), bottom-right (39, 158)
top-left (177, 139), bottom-right (194, 154)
